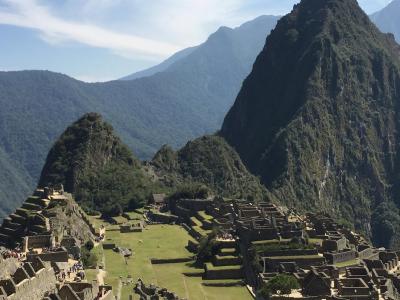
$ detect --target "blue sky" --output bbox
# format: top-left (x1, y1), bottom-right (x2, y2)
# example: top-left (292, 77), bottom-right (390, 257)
top-left (0, 0), bottom-right (393, 82)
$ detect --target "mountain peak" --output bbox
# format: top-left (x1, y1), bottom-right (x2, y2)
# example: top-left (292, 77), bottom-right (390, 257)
top-left (221, 0), bottom-right (400, 248)
top-left (38, 113), bottom-right (155, 215)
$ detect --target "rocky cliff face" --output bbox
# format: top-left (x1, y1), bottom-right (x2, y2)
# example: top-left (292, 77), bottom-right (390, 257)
top-left (221, 0), bottom-right (400, 248)
top-left (151, 136), bottom-right (267, 201)
top-left (39, 113), bottom-right (156, 215)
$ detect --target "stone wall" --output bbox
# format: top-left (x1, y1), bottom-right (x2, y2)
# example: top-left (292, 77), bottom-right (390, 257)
top-left (24, 235), bottom-right (53, 251)
top-left (324, 250), bottom-right (357, 264)
top-left (0, 259), bottom-right (57, 300)
top-left (67, 282), bottom-right (99, 300)
top-left (27, 249), bottom-right (69, 263)
top-left (178, 199), bottom-right (214, 211)
top-left (259, 249), bottom-right (318, 257)
top-left (358, 247), bottom-right (376, 260)
top-left (148, 212), bottom-right (178, 224)
top-left (0, 257), bottom-right (19, 280)
top-left (204, 266), bottom-right (243, 280)
top-left (264, 256), bottom-right (326, 270)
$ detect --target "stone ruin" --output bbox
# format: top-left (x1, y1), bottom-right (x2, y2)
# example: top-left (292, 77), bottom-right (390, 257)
top-left (134, 279), bottom-right (186, 300)
top-left (0, 257), bottom-right (57, 300)
top-left (0, 187), bottom-right (113, 300)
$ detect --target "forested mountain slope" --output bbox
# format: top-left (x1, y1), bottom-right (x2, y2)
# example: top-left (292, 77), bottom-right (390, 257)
top-left (0, 16), bottom-right (279, 219)
top-left (221, 0), bottom-right (400, 248)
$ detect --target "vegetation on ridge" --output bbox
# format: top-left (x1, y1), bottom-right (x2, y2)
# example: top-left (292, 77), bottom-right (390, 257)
top-left (38, 113), bottom-right (161, 216)
top-left (152, 135), bottom-right (268, 201)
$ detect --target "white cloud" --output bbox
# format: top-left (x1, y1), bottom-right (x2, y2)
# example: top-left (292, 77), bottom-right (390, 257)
top-left (0, 0), bottom-right (391, 64)
top-left (0, 0), bottom-right (181, 60)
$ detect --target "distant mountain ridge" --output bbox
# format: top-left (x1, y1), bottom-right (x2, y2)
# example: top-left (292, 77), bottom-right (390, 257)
top-left (370, 0), bottom-right (400, 43)
top-left (0, 15), bottom-right (279, 220)
top-left (120, 46), bottom-right (198, 80)
top-left (120, 15), bottom-right (279, 80)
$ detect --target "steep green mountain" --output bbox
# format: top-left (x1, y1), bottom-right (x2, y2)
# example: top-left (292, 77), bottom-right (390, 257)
top-left (221, 0), bottom-right (400, 248)
top-left (0, 16), bottom-right (278, 219)
top-left (371, 0), bottom-right (400, 43)
top-left (151, 135), bottom-right (267, 201)
top-left (38, 113), bottom-right (158, 216)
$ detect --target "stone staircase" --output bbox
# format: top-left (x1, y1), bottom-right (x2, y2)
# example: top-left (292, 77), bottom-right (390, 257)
top-left (0, 193), bottom-right (50, 247)
top-left (188, 211), bottom-right (213, 240)
top-left (203, 243), bottom-right (244, 281)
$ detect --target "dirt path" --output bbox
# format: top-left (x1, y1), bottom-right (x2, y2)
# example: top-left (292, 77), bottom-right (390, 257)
top-left (182, 275), bottom-right (190, 299)
top-left (95, 246), bottom-right (106, 285)
top-left (117, 279), bottom-right (122, 300)
top-left (96, 269), bottom-right (106, 285)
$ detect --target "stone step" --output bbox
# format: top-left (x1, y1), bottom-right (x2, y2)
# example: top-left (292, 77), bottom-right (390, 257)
top-left (204, 263), bottom-right (243, 280)
top-left (30, 225), bottom-right (48, 233)
top-left (2, 220), bottom-right (24, 230)
top-left (10, 213), bottom-right (27, 225)
top-left (212, 255), bottom-right (242, 266)
top-left (15, 208), bottom-right (30, 218)
top-left (1, 217), bottom-right (12, 227)
top-left (0, 226), bottom-right (21, 236)
top-left (0, 233), bottom-right (10, 243)
top-left (22, 202), bottom-right (42, 211)
top-left (190, 217), bottom-right (203, 227)
top-left (219, 248), bottom-right (237, 256)
top-left (25, 197), bottom-right (49, 207)
top-left (202, 279), bottom-right (244, 287)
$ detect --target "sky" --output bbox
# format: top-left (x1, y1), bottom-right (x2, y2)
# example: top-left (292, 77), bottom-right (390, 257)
top-left (0, 0), bottom-right (393, 82)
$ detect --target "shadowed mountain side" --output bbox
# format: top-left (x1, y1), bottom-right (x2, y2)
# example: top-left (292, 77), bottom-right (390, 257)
top-left (151, 135), bottom-right (268, 201)
top-left (221, 0), bottom-right (400, 248)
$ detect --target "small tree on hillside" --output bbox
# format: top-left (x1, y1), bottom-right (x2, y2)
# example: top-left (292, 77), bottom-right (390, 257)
top-left (258, 274), bottom-right (300, 298)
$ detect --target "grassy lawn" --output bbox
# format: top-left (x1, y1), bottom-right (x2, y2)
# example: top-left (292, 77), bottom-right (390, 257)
top-left (85, 269), bottom-right (97, 282)
top-left (334, 259), bottom-right (360, 268)
top-left (198, 211), bottom-right (213, 221)
top-left (252, 239), bottom-right (290, 246)
top-left (112, 216), bottom-right (128, 224)
top-left (205, 263), bottom-right (242, 271)
top-left (102, 224), bottom-right (252, 300)
top-left (266, 255), bottom-right (322, 260)
top-left (190, 216), bottom-right (203, 227)
top-left (308, 238), bottom-right (324, 245)
top-left (124, 210), bottom-right (144, 220)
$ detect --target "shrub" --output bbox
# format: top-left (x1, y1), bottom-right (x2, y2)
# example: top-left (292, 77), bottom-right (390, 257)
top-left (196, 231), bottom-right (221, 265)
top-left (81, 246), bottom-right (98, 268)
top-left (258, 274), bottom-right (300, 298)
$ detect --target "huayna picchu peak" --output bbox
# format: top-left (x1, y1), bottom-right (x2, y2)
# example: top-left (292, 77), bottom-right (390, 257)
top-left (222, 0), bottom-right (400, 248)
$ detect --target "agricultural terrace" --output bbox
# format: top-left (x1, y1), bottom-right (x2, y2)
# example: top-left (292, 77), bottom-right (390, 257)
top-left (88, 213), bottom-right (252, 300)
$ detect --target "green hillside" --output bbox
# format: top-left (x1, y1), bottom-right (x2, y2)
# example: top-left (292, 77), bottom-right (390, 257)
top-left (38, 113), bottom-right (160, 216)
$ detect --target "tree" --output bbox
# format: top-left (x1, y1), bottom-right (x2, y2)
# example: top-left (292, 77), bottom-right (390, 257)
top-left (81, 246), bottom-right (98, 268)
top-left (258, 274), bottom-right (300, 298)
top-left (195, 230), bottom-right (221, 265)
